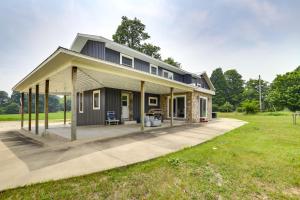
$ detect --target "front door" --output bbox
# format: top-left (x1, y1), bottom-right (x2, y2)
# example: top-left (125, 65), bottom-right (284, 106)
top-left (121, 93), bottom-right (129, 120)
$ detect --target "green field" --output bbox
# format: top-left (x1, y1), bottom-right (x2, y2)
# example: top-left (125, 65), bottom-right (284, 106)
top-left (0, 112), bottom-right (299, 199)
top-left (0, 111), bottom-right (71, 121)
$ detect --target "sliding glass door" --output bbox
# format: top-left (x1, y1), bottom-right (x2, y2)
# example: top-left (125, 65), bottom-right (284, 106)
top-left (200, 97), bottom-right (207, 118)
top-left (168, 95), bottom-right (186, 118)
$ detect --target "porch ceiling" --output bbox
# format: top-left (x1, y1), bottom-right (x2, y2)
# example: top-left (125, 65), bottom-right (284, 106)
top-left (14, 48), bottom-right (194, 95)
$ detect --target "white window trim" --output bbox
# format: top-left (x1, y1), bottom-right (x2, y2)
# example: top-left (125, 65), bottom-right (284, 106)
top-left (150, 64), bottom-right (158, 75)
top-left (93, 90), bottom-right (101, 110)
top-left (79, 92), bottom-right (84, 113)
top-left (199, 96), bottom-right (208, 118)
top-left (120, 53), bottom-right (134, 68)
top-left (148, 97), bottom-right (158, 106)
top-left (162, 69), bottom-right (174, 80)
top-left (167, 95), bottom-right (186, 119)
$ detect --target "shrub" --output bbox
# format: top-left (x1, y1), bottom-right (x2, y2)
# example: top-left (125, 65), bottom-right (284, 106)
top-left (241, 100), bottom-right (259, 114)
top-left (236, 106), bottom-right (244, 112)
top-left (212, 104), bottom-right (219, 112)
top-left (5, 102), bottom-right (20, 114)
top-left (219, 102), bottom-right (234, 112)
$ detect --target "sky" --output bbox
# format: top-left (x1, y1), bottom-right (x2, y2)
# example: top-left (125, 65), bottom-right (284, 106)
top-left (0, 0), bottom-right (299, 94)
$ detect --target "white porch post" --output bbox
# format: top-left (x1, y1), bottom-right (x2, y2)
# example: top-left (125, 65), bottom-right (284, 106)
top-left (170, 87), bottom-right (174, 127)
top-left (71, 67), bottom-right (77, 141)
top-left (140, 81), bottom-right (145, 131)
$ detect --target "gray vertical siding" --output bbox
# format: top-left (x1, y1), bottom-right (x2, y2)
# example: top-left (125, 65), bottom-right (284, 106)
top-left (145, 93), bottom-right (160, 112)
top-left (192, 77), bottom-right (210, 89)
top-left (105, 48), bottom-right (120, 64)
top-left (132, 92), bottom-right (160, 123)
top-left (105, 88), bottom-right (122, 121)
top-left (133, 92), bottom-right (141, 122)
top-left (79, 40), bottom-right (212, 87)
top-left (81, 40), bottom-right (105, 60)
top-left (77, 88), bottom-right (105, 126)
top-left (134, 58), bottom-right (150, 73)
top-left (77, 87), bottom-right (162, 125)
top-left (183, 74), bottom-right (192, 84)
top-left (173, 72), bottom-right (183, 82)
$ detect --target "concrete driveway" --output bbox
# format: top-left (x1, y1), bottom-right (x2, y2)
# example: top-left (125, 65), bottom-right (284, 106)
top-left (0, 118), bottom-right (246, 191)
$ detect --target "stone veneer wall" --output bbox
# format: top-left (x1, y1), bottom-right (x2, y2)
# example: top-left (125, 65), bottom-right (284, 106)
top-left (190, 91), bottom-right (213, 122)
top-left (161, 91), bottom-right (212, 123)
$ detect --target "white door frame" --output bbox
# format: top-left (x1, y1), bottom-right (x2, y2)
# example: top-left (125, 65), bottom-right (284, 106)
top-left (167, 95), bottom-right (186, 119)
top-left (121, 93), bottom-right (130, 120)
top-left (199, 96), bottom-right (208, 118)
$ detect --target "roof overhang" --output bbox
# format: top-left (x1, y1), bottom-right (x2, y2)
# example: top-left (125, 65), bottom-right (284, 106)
top-left (70, 33), bottom-right (211, 81)
top-left (13, 48), bottom-right (214, 95)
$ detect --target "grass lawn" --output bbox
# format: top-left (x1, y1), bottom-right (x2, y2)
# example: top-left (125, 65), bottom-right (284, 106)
top-left (0, 111), bottom-right (71, 121)
top-left (1, 112), bottom-right (300, 199)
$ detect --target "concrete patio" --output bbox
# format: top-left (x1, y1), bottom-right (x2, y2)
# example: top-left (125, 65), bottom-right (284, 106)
top-left (0, 118), bottom-right (246, 191)
top-left (46, 120), bottom-right (187, 140)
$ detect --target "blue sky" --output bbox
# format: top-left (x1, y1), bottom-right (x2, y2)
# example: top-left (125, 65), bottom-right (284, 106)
top-left (0, 0), bottom-right (299, 94)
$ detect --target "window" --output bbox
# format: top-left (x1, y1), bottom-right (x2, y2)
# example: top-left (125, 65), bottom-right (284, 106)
top-left (120, 54), bottom-right (133, 67)
top-left (122, 94), bottom-right (128, 107)
top-left (93, 90), bottom-right (100, 110)
top-left (150, 64), bottom-right (158, 75)
top-left (148, 97), bottom-right (158, 106)
top-left (162, 70), bottom-right (174, 80)
top-left (200, 97), bottom-right (207, 118)
top-left (79, 92), bottom-right (84, 113)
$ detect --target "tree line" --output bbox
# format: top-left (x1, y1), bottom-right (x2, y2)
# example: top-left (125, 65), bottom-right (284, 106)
top-left (210, 66), bottom-right (300, 113)
top-left (0, 91), bottom-right (71, 114)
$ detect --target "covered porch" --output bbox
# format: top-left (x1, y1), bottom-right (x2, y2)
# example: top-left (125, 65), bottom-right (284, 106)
top-left (13, 48), bottom-right (194, 141)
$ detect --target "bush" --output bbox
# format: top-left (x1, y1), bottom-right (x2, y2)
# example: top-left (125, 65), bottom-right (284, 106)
top-left (241, 100), bottom-right (259, 114)
top-left (212, 104), bottom-right (219, 112)
top-left (5, 102), bottom-right (20, 114)
top-left (219, 102), bottom-right (234, 112)
top-left (236, 106), bottom-right (244, 112)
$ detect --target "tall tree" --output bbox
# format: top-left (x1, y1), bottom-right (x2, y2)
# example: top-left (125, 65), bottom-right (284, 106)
top-left (163, 57), bottom-right (181, 68)
top-left (243, 79), bottom-right (269, 101)
top-left (140, 43), bottom-right (161, 59)
top-left (112, 16), bottom-right (161, 59)
top-left (210, 68), bottom-right (228, 108)
top-left (224, 69), bottom-right (244, 108)
top-left (113, 16), bottom-right (150, 50)
top-left (266, 69), bottom-right (300, 111)
top-left (0, 91), bottom-right (9, 105)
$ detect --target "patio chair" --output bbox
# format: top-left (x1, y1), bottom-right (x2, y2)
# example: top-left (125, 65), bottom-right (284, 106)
top-left (106, 111), bottom-right (119, 125)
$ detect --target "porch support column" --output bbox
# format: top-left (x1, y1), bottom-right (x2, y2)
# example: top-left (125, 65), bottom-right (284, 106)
top-left (170, 87), bottom-right (174, 127)
top-left (64, 95), bottom-right (67, 125)
top-left (140, 81), bottom-right (145, 131)
top-left (71, 67), bottom-right (77, 141)
top-left (28, 88), bottom-right (32, 131)
top-left (20, 92), bottom-right (24, 128)
top-left (35, 84), bottom-right (39, 135)
top-left (44, 80), bottom-right (49, 136)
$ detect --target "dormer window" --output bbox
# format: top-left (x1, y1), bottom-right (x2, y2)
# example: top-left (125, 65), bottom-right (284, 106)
top-left (163, 70), bottom-right (174, 80)
top-left (150, 64), bottom-right (158, 75)
top-left (120, 54), bottom-right (133, 67)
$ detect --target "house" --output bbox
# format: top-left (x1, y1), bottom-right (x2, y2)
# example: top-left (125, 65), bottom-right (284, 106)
top-left (12, 33), bottom-right (215, 140)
